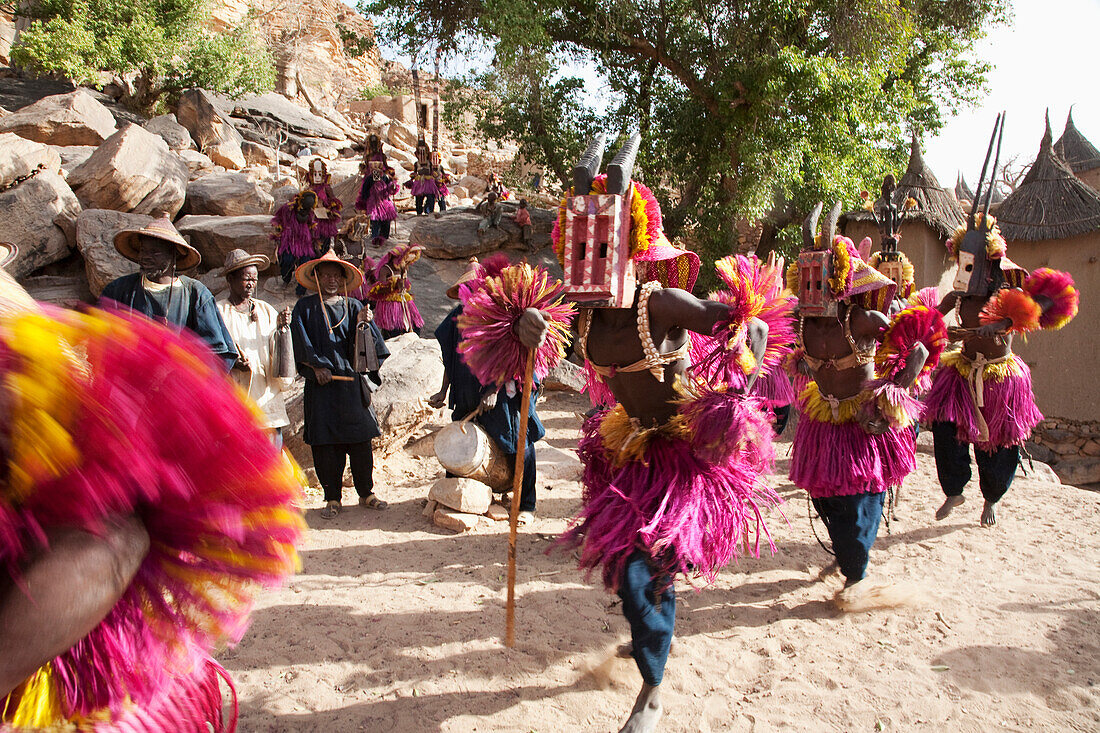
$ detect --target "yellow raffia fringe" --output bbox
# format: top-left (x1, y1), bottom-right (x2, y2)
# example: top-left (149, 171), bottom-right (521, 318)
top-left (4, 665), bottom-right (63, 728)
top-left (598, 404), bottom-right (688, 467)
top-left (941, 348), bottom-right (1022, 383)
top-left (868, 251), bottom-right (915, 291)
top-left (797, 381), bottom-right (912, 428)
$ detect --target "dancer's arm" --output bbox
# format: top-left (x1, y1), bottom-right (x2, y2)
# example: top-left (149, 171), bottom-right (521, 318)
top-left (0, 515), bottom-right (149, 697)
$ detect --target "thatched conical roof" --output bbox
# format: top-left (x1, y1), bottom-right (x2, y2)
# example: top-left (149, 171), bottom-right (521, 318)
top-left (893, 135), bottom-right (965, 237)
top-left (955, 174), bottom-right (974, 203)
top-left (998, 114), bottom-right (1100, 242)
top-left (841, 135), bottom-right (964, 238)
top-left (1053, 108), bottom-right (1100, 174)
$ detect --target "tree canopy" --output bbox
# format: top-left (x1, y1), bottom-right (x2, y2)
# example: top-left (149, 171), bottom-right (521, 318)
top-left (365, 0), bottom-right (1009, 274)
top-left (11, 0), bottom-right (275, 112)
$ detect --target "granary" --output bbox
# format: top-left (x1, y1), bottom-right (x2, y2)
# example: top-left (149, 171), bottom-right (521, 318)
top-left (955, 174), bottom-right (974, 207)
top-left (997, 115), bottom-right (1100, 426)
top-left (842, 135), bottom-right (963, 289)
top-left (1054, 109), bottom-right (1100, 193)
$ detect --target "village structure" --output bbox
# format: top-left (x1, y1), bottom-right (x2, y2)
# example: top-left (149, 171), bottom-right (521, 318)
top-left (0, 2), bottom-right (1097, 732)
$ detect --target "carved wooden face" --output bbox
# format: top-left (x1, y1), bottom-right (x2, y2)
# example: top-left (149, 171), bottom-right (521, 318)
top-left (954, 229), bottom-right (993, 295)
top-left (561, 193), bottom-right (635, 307)
top-left (877, 259), bottom-right (907, 295)
top-left (797, 250), bottom-right (837, 316)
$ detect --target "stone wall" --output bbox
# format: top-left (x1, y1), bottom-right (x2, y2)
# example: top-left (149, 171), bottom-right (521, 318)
top-left (1028, 418), bottom-right (1100, 487)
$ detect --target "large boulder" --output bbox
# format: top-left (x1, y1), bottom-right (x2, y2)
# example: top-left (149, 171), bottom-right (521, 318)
top-left (184, 172), bottom-right (274, 216)
top-left (456, 175), bottom-right (487, 196)
top-left (176, 89), bottom-right (246, 170)
top-left (0, 90), bottom-right (117, 146)
top-left (67, 124), bottom-right (189, 217)
top-left (143, 113), bottom-right (196, 151)
top-left (0, 171), bottom-right (81, 277)
top-left (373, 333), bottom-right (445, 454)
top-left (386, 121), bottom-right (418, 151)
top-left (241, 140), bottom-right (278, 168)
top-left (409, 206), bottom-right (554, 259)
top-left (174, 214), bottom-right (274, 267)
top-left (177, 149), bottom-right (216, 180)
top-left (0, 133), bottom-right (62, 184)
top-left (226, 92), bottom-right (346, 141)
top-left (75, 209), bottom-right (149, 296)
top-left (49, 145), bottom-right (96, 176)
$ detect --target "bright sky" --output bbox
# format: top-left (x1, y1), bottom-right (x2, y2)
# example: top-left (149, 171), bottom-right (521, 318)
top-left (924, 0), bottom-right (1100, 186)
top-left (366, 0), bottom-right (1100, 185)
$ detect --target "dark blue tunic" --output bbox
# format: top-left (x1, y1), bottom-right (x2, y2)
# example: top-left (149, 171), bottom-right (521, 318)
top-left (435, 305), bottom-right (544, 453)
top-left (100, 273), bottom-right (238, 369)
top-left (291, 294), bottom-right (389, 446)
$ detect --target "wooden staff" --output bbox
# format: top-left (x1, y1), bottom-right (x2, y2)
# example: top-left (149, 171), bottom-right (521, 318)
top-left (505, 348), bottom-right (536, 648)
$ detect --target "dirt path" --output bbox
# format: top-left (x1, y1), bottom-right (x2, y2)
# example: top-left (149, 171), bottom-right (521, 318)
top-left (224, 390), bottom-right (1100, 732)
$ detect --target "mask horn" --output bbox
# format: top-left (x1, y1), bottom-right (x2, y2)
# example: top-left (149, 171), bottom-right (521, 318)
top-left (980, 111), bottom-right (1005, 225)
top-left (802, 202), bottom-right (823, 250)
top-left (970, 112), bottom-right (1002, 223)
top-left (573, 133), bottom-right (607, 196)
top-left (820, 201), bottom-right (842, 250)
top-left (606, 133), bottom-right (641, 196)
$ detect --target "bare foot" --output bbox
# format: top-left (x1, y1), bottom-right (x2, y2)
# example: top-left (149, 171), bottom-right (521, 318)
top-left (935, 495), bottom-right (965, 521)
top-left (619, 682), bottom-right (662, 733)
top-left (981, 501), bottom-right (997, 527)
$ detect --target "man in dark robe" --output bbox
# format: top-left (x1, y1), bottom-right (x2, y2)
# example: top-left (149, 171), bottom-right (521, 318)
top-left (100, 215), bottom-right (237, 369)
top-left (291, 250), bottom-right (390, 519)
top-left (429, 262), bottom-right (544, 524)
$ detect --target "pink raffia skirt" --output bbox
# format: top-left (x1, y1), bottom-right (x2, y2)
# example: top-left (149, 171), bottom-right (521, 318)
top-left (751, 368), bottom-right (795, 408)
top-left (922, 349), bottom-right (1042, 450)
top-left (559, 390), bottom-right (779, 593)
top-left (373, 297), bottom-right (424, 332)
top-left (409, 178), bottom-right (437, 197)
top-left (789, 381), bottom-right (917, 498)
top-left (314, 216), bottom-right (341, 240)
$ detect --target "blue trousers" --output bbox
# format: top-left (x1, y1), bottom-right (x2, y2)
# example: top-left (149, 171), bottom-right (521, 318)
top-left (618, 550), bottom-right (676, 686)
top-left (370, 219), bottom-right (392, 241)
top-left (931, 421), bottom-right (1018, 503)
top-left (812, 491), bottom-right (885, 583)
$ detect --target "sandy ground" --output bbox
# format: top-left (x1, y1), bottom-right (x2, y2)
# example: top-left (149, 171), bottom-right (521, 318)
top-left (223, 389), bottom-right (1100, 732)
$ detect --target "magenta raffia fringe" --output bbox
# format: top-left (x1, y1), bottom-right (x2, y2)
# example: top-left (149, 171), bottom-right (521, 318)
top-left (789, 413), bottom-right (915, 498)
top-left (559, 394), bottom-right (779, 593)
top-left (922, 353), bottom-right (1042, 449)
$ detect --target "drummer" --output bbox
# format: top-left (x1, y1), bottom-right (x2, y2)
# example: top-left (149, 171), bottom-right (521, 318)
top-left (429, 256), bottom-right (544, 526)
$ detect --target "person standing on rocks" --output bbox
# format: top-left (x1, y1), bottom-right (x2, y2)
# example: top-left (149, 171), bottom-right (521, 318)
top-left (357, 157), bottom-right (399, 248)
top-left (429, 255), bottom-right (545, 526)
top-left (305, 158), bottom-right (343, 250)
top-left (217, 249), bottom-right (295, 446)
top-left (101, 215), bottom-right (238, 369)
top-left (272, 189), bottom-right (322, 297)
top-left (291, 249), bottom-right (390, 520)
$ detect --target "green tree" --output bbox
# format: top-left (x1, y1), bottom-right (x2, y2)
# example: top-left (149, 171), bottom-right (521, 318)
top-left (11, 0), bottom-right (275, 112)
top-left (364, 0), bottom-right (1008, 282)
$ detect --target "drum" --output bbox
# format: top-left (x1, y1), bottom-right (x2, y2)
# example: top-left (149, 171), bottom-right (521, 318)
top-left (434, 419), bottom-right (514, 492)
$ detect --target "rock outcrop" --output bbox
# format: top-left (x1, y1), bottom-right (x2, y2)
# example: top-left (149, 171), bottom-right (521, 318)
top-left (372, 333), bottom-right (444, 454)
top-left (0, 90), bottom-right (117, 146)
top-left (0, 170), bottom-right (81, 278)
top-left (143, 113), bottom-right (196, 151)
top-left (75, 209), bottom-right (148, 296)
top-left (0, 132), bottom-right (62, 183)
top-left (175, 214), bottom-right (275, 269)
top-left (67, 123), bottom-right (189, 217)
top-left (176, 88), bottom-right (246, 170)
top-left (409, 205), bottom-right (553, 259)
top-left (184, 171), bottom-right (274, 216)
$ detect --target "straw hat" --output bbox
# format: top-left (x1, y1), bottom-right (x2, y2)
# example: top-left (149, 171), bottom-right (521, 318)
top-left (0, 242), bottom-right (16, 269)
top-left (113, 215), bottom-right (201, 271)
top-left (295, 249), bottom-right (364, 293)
top-left (223, 248), bottom-right (271, 276)
top-left (446, 257), bottom-right (481, 299)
